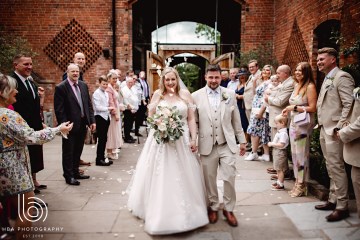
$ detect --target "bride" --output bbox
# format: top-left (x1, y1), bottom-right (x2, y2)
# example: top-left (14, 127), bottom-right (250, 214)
top-left (127, 67), bottom-right (209, 235)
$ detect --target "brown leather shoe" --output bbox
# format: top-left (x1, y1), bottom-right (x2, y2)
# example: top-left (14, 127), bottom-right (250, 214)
top-left (223, 210), bottom-right (238, 227)
top-left (315, 202), bottom-right (336, 211)
top-left (326, 209), bottom-right (349, 222)
top-left (207, 208), bottom-right (218, 224)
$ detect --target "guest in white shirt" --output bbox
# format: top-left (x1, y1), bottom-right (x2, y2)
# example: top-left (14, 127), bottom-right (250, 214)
top-left (92, 77), bottom-right (114, 166)
top-left (226, 68), bottom-right (240, 91)
top-left (122, 76), bottom-right (138, 143)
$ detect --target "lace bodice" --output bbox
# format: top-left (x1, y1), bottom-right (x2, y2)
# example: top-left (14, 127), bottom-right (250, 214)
top-left (157, 99), bottom-right (190, 123)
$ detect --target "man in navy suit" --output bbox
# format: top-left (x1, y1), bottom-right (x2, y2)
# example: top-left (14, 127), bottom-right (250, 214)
top-left (54, 63), bottom-right (96, 185)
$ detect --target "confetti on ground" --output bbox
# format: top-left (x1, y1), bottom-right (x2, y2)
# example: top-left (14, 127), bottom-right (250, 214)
top-left (121, 191), bottom-right (126, 195)
top-left (114, 233), bottom-right (118, 237)
top-left (240, 213), bottom-right (244, 216)
top-left (91, 177), bottom-right (96, 180)
top-left (245, 218), bottom-right (250, 221)
top-left (106, 191), bottom-right (110, 193)
top-left (128, 234), bottom-right (135, 238)
top-left (117, 178), bottom-right (122, 183)
top-left (264, 213), bottom-right (268, 216)
top-left (104, 171), bottom-right (108, 174)
top-left (100, 192), bottom-right (104, 195)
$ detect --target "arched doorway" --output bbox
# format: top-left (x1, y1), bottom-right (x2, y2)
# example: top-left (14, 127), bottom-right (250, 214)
top-left (131, 0), bottom-right (242, 72)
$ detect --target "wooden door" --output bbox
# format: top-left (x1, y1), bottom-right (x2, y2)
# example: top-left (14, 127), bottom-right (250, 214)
top-left (146, 51), bottom-right (165, 95)
top-left (210, 52), bottom-right (235, 71)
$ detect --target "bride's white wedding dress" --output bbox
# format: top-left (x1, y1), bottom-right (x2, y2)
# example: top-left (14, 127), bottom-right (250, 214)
top-left (127, 99), bottom-right (209, 235)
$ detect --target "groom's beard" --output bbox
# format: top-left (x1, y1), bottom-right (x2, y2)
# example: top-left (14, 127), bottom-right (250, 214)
top-left (207, 82), bottom-right (220, 90)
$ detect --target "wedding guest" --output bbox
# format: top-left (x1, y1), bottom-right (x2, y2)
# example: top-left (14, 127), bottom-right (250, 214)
top-left (106, 71), bottom-right (123, 159)
top-left (235, 70), bottom-right (249, 135)
top-left (226, 68), bottom-right (240, 91)
top-left (244, 60), bottom-right (261, 121)
top-left (282, 62), bottom-right (317, 197)
top-left (135, 71), bottom-right (149, 136)
top-left (245, 65), bottom-right (274, 161)
top-left (93, 76), bottom-right (113, 166)
top-left (0, 73), bottom-right (72, 240)
top-left (122, 76), bottom-right (138, 143)
top-left (338, 88), bottom-right (360, 218)
top-left (268, 114), bottom-right (289, 190)
top-left (54, 63), bottom-right (96, 186)
top-left (220, 70), bottom-right (230, 87)
top-left (315, 47), bottom-right (354, 222)
top-left (11, 54), bottom-right (47, 194)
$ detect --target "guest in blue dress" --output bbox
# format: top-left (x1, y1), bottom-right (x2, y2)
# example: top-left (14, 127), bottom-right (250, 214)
top-left (235, 70), bottom-right (249, 133)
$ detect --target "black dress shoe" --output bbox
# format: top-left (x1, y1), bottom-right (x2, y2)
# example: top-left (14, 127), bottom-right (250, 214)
top-left (315, 202), bottom-right (336, 211)
top-left (74, 174), bottom-right (90, 180)
top-left (34, 200), bottom-right (48, 209)
top-left (35, 184), bottom-right (47, 190)
top-left (65, 178), bottom-right (80, 186)
top-left (124, 138), bottom-right (136, 143)
top-left (326, 209), bottom-right (349, 222)
top-left (34, 188), bottom-right (41, 194)
top-left (96, 160), bottom-right (111, 166)
top-left (135, 133), bottom-right (143, 137)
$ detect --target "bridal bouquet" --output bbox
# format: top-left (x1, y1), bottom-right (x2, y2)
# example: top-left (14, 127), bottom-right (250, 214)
top-left (147, 105), bottom-right (185, 144)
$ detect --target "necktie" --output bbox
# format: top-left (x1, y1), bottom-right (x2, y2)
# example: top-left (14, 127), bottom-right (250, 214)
top-left (74, 83), bottom-right (85, 117)
top-left (25, 79), bottom-right (35, 98)
top-left (142, 80), bottom-right (148, 98)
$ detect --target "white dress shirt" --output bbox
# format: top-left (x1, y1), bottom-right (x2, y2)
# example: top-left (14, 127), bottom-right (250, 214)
top-left (14, 71), bottom-right (36, 98)
top-left (122, 85), bottom-right (139, 111)
top-left (92, 88), bottom-right (110, 120)
top-left (206, 85), bottom-right (221, 109)
top-left (227, 79), bottom-right (240, 91)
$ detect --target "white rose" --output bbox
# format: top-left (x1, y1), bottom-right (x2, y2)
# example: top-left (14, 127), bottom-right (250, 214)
top-left (158, 123), bottom-right (167, 132)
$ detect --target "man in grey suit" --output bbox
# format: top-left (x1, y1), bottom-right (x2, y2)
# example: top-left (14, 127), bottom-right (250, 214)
top-left (338, 93), bottom-right (360, 218)
top-left (192, 64), bottom-right (246, 227)
top-left (315, 47), bottom-right (355, 222)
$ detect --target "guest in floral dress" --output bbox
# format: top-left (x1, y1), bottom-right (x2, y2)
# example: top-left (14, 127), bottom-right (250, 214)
top-left (0, 73), bottom-right (72, 239)
top-left (245, 65), bottom-right (274, 161)
top-left (282, 62), bottom-right (317, 197)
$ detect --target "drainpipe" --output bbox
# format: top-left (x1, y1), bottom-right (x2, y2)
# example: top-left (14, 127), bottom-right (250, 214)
top-left (112, 0), bottom-right (117, 69)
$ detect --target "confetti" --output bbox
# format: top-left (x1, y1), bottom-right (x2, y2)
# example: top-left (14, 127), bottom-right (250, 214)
top-left (114, 233), bottom-right (118, 237)
top-left (264, 213), bottom-right (268, 216)
top-left (129, 234), bottom-right (135, 238)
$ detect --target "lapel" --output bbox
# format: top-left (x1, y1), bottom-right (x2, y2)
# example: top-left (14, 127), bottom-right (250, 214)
top-left (318, 68), bottom-right (340, 105)
top-left (201, 88), bottom-right (212, 121)
top-left (220, 88), bottom-right (226, 120)
top-left (65, 80), bottom-right (82, 110)
top-left (13, 72), bottom-right (36, 102)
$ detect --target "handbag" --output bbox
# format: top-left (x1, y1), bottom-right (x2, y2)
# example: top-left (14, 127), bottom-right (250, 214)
top-left (84, 127), bottom-right (97, 145)
top-left (293, 108), bottom-right (310, 127)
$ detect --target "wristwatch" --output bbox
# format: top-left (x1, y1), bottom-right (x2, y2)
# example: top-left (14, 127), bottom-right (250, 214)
top-left (294, 105), bottom-right (298, 112)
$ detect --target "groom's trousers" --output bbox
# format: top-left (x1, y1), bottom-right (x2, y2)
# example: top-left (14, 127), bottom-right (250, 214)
top-left (201, 143), bottom-right (236, 211)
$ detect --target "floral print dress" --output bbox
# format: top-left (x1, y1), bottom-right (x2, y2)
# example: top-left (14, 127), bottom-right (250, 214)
top-left (247, 81), bottom-right (271, 144)
top-left (0, 108), bottom-right (61, 197)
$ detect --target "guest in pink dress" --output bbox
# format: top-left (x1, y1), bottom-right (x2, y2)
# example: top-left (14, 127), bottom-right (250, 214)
top-left (106, 71), bottom-right (123, 159)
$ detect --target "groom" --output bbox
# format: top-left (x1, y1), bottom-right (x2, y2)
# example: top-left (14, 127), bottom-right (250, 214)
top-left (192, 64), bottom-right (247, 227)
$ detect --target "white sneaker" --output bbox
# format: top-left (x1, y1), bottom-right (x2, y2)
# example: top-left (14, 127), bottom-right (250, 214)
top-left (259, 154), bottom-right (270, 162)
top-left (244, 152), bottom-right (258, 161)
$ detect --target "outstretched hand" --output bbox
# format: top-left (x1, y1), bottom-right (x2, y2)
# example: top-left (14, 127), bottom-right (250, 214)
top-left (60, 121), bottom-right (73, 135)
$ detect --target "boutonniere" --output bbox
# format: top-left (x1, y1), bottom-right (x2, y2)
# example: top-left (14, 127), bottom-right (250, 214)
top-left (230, 105), bottom-right (235, 111)
top-left (222, 92), bottom-right (231, 104)
top-left (324, 76), bottom-right (335, 90)
top-left (353, 87), bottom-right (360, 99)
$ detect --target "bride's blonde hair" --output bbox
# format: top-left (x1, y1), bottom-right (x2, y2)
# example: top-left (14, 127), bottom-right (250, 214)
top-left (159, 67), bottom-right (181, 96)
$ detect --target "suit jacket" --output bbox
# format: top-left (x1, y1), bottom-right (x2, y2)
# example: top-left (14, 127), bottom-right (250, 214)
top-left (192, 87), bottom-right (246, 155)
top-left (54, 80), bottom-right (95, 133)
top-left (317, 67), bottom-right (355, 135)
top-left (243, 70), bottom-right (261, 110)
top-left (339, 96), bottom-right (360, 167)
top-left (11, 72), bottom-right (43, 130)
top-left (137, 78), bottom-right (150, 101)
top-left (268, 77), bottom-right (295, 127)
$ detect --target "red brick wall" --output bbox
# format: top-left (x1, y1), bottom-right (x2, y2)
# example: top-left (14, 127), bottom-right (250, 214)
top-left (240, 0), bottom-right (275, 53)
top-left (0, 0), bottom-right (132, 118)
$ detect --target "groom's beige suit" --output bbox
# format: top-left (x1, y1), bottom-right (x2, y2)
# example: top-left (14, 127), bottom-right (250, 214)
top-left (192, 86), bottom-right (246, 211)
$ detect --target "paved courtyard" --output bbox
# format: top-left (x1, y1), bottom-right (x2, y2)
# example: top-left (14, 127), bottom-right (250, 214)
top-left (27, 130), bottom-right (360, 240)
